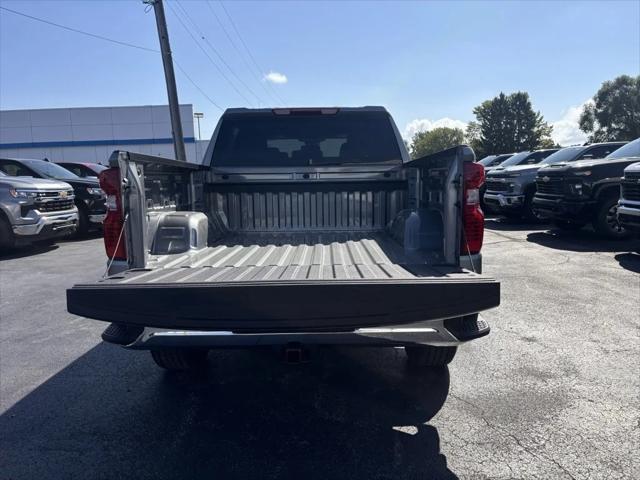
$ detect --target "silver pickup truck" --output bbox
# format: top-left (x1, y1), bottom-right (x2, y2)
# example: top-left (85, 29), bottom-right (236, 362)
top-left (0, 171), bottom-right (78, 248)
top-left (67, 107), bottom-right (500, 372)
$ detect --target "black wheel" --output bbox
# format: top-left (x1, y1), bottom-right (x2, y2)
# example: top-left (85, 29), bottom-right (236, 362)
top-left (522, 189), bottom-right (540, 222)
top-left (0, 215), bottom-right (15, 250)
top-left (150, 348), bottom-right (209, 371)
top-left (551, 219), bottom-right (585, 231)
top-left (405, 345), bottom-right (457, 367)
top-left (592, 194), bottom-right (629, 239)
top-left (75, 204), bottom-right (89, 238)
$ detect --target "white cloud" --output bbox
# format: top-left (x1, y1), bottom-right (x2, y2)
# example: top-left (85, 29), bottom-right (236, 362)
top-left (263, 71), bottom-right (288, 84)
top-left (550, 101), bottom-right (591, 146)
top-left (403, 117), bottom-right (467, 140)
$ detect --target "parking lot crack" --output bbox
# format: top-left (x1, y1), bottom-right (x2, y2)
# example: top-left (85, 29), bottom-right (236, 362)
top-left (449, 393), bottom-right (578, 480)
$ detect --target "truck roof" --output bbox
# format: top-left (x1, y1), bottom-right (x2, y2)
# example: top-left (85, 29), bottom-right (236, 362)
top-left (222, 106), bottom-right (389, 115)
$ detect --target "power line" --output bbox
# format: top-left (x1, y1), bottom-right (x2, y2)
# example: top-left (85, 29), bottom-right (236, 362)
top-left (165, 1), bottom-right (254, 106)
top-left (0, 5), bottom-right (223, 111)
top-left (0, 5), bottom-right (158, 53)
top-left (205, 0), bottom-right (281, 106)
top-left (218, 1), bottom-right (287, 105)
top-left (174, 60), bottom-right (223, 110)
top-left (172, 0), bottom-right (265, 106)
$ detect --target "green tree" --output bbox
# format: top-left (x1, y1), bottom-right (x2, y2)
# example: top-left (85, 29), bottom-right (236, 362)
top-left (465, 121), bottom-right (483, 157)
top-left (579, 75), bottom-right (640, 142)
top-left (470, 92), bottom-right (553, 156)
top-left (409, 127), bottom-right (466, 159)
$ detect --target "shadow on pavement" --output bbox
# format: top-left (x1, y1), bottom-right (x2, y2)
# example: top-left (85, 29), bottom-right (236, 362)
top-left (526, 229), bottom-right (638, 253)
top-left (1, 343), bottom-right (456, 479)
top-left (484, 217), bottom-right (548, 232)
top-left (58, 230), bottom-right (104, 243)
top-left (614, 252), bottom-right (640, 273)
top-left (0, 231), bottom-right (102, 261)
top-left (0, 243), bottom-right (59, 260)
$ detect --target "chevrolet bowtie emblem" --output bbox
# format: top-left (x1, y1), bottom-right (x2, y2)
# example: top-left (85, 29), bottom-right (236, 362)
top-left (542, 176), bottom-right (550, 182)
top-left (59, 191), bottom-right (68, 198)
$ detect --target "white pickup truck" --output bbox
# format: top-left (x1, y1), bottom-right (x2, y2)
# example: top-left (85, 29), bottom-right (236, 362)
top-left (67, 107), bottom-right (500, 371)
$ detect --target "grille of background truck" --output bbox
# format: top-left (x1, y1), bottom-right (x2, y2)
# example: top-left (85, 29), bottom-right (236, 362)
top-left (485, 180), bottom-right (510, 192)
top-left (536, 178), bottom-right (564, 195)
top-left (621, 172), bottom-right (640, 201)
top-left (34, 192), bottom-right (75, 213)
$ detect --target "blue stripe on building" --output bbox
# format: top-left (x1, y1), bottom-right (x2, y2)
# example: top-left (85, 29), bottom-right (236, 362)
top-left (0, 137), bottom-right (197, 149)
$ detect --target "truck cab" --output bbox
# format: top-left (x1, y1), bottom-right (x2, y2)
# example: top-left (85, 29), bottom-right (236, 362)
top-left (482, 149), bottom-right (559, 219)
top-left (66, 107), bottom-right (500, 372)
top-left (533, 139), bottom-right (636, 237)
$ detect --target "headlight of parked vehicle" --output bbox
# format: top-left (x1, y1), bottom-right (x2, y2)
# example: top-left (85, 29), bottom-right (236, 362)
top-left (9, 188), bottom-right (39, 199)
top-left (568, 181), bottom-right (584, 196)
top-left (573, 170), bottom-right (591, 176)
top-left (86, 187), bottom-right (105, 196)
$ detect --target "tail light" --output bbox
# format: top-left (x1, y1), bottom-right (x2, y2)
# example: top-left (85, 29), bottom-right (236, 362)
top-left (461, 161), bottom-right (485, 255)
top-left (98, 168), bottom-right (127, 261)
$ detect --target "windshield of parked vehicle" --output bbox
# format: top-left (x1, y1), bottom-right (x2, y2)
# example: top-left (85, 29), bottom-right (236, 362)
top-left (212, 110), bottom-right (403, 166)
top-left (21, 159), bottom-right (80, 180)
top-left (496, 151), bottom-right (532, 167)
top-left (477, 155), bottom-right (498, 166)
top-left (605, 138), bottom-right (640, 160)
top-left (540, 146), bottom-right (584, 165)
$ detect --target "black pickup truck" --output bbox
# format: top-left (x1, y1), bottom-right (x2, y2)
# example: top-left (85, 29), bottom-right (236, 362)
top-left (66, 106), bottom-right (500, 372)
top-left (533, 138), bottom-right (639, 238)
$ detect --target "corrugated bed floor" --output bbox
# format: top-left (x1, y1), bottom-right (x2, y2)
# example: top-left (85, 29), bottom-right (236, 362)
top-left (112, 232), bottom-right (446, 284)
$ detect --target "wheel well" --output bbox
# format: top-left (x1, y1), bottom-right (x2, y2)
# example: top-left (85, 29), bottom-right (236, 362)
top-left (0, 208), bottom-right (11, 225)
top-left (594, 184), bottom-right (620, 202)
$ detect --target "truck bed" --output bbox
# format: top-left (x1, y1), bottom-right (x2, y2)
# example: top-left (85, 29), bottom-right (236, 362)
top-left (67, 231), bottom-right (499, 332)
top-left (141, 231), bottom-right (441, 282)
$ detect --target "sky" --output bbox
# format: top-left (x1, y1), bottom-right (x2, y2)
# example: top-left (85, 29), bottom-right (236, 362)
top-left (1, 0), bottom-right (639, 146)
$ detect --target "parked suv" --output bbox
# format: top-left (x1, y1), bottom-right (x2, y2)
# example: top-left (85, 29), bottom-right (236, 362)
top-left (0, 158), bottom-right (106, 236)
top-left (0, 171), bottom-right (77, 248)
top-left (56, 162), bottom-right (107, 179)
top-left (482, 149), bottom-right (560, 219)
top-left (618, 160), bottom-right (640, 232)
top-left (533, 139), bottom-right (638, 238)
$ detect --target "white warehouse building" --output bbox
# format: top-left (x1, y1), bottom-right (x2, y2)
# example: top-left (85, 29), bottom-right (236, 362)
top-left (0, 104), bottom-right (209, 165)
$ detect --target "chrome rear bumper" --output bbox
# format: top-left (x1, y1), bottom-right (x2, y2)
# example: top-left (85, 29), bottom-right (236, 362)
top-left (122, 316), bottom-right (489, 350)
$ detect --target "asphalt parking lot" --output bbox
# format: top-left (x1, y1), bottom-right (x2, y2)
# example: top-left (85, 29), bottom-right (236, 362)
top-left (1, 223), bottom-right (639, 479)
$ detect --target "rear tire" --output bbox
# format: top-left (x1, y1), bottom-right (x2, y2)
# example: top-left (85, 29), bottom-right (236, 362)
top-left (405, 345), bottom-right (457, 367)
top-left (522, 189), bottom-right (539, 222)
top-left (75, 203), bottom-right (89, 238)
top-left (150, 348), bottom-right (209, 371)
top-left (592, 194), bottom-right (629, 239)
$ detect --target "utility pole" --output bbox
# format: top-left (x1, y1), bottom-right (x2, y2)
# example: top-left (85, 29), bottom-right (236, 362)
top-left (144, 0), bottom-right (186, 161)
top-left (194, 112), bottom-right (204, 141)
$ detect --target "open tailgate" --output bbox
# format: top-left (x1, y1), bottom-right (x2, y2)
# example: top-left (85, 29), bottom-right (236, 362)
top-left (67, 267), bottom-right (499, 332)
